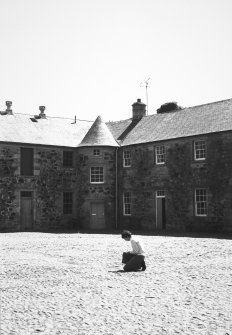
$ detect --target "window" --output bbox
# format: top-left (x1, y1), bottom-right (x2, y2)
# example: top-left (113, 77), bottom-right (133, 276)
top-left (63, 151), bottom-right (73, 167)
top-left (93, 149), bottom-right (100, 156)
top-left (20, 148), bottom-right (34, 176)
top-left (123, 150), bottom-right (131, 167)
top-left (156, 190), bottom-right (165, 198)
top-left (63, 192), bottom-right (73, 214)
top-left (90, 167), bottom-right (104, 183)
top-left (195, 189), bottom-right (208, 216)
top-left (194, 140), bottom-right (206, 160)
top-left (155, 146), bottom-right (166, 164)
top-left (123, 191), bottom-right (132, 215)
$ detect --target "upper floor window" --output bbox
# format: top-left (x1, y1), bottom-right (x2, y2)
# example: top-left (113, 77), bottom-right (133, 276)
top-left (20, 147), bottom-right (34, 176)
top-left (194, 140), bottom-right (206, 161)
top-left (123, 150), bottom-right (131, 167)
top-left (63, 151), bottom-right (73, 167)
top-left (155, 145), bottom-right (166, 165)
top-left (63, 192), bottom-right (73, 214)
top-left (123, 191), bottom-right (132, 215)
top-left (195, 188), bottom-right (208, 216)
top-left (93, 149), bottom-right (100, 156)
top-left (90, 166), bottom-right (104, 183)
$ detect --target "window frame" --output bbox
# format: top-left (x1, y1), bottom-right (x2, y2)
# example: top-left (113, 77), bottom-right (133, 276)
top-left (194, 140), bottom-right (206, 161)
top-left (155, 145), bottom-right (166, 165)
top-left (63, 191), bottom-right (73, 215)
top-left (90, 166), bottom-right (104, 184)
top-left (195, 188), bottom-right (208, 216)
top-left (123, 150), bottom-right (131, 167)
top-left (123, 191), bottom-right (132, 216)
top-left (93, 149), bottom-right (100, 156)
top-left (63, 150), bottom-right (73, 168)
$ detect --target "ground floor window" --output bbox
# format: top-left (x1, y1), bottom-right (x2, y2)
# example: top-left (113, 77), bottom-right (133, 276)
top-left (195, 188), bottom-right (207, 216)
top-left (123, 191), bottom-right (132, 215)
top-left (63, 192), bottom-right (73, 214)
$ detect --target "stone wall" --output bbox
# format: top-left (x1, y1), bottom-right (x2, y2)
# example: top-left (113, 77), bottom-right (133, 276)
top-left (0, 144), bottom-right (77, 231)
top-left (77, 146), bottom-right (117, 229)
top-left (118, 132), bottom-right (232, 233)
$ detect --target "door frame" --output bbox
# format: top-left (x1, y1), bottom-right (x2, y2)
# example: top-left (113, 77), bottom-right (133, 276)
top-left (156, 190), bottom-right (166, 229)
top-left (90, 200), bottom-right (105, 228)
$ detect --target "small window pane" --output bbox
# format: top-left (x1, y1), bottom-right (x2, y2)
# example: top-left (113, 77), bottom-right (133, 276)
top-left (93, 149), bottom-right (100, 156)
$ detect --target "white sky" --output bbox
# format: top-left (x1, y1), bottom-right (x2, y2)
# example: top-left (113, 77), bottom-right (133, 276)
top-left (0, 0), bottom-right (232, 122)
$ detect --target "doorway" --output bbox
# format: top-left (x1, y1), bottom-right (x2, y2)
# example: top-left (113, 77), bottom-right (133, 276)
top-left (20, 191), bottom-right (33, 230)
top-left (90, 202), bottom-right (105, 229)
top-left (156, 190), bottom-right (166, 229)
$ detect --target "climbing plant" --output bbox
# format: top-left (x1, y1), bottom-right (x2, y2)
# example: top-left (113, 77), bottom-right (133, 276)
top-left (165, 142), bottom-right (194, 229)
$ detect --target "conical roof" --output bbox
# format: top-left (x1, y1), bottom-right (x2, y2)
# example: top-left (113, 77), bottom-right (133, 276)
top-left (79, 115), bottom-right (119, 147)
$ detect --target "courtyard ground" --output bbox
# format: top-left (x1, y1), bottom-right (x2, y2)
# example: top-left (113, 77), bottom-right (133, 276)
top-left (0, 232), bottom-right (232, 335)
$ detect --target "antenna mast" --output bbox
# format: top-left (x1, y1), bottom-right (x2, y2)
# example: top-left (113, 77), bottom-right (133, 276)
top-left (140, 77), bottom-right (150, 115)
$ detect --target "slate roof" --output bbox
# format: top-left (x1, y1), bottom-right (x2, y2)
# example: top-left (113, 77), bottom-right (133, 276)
top-left (110, 99), bottom-right (232, 146)
top-left (0, 113), bottom-right (93, 147)
top-left (79, 115), bottom-right (119, 147)
top-left (0, 98), bottom-right (232, 148)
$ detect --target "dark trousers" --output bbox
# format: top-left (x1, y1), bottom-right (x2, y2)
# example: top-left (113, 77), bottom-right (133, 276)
top-left (122, 252), bottom-right (145, 272)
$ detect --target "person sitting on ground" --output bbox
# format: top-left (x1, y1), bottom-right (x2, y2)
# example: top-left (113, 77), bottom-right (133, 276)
top-left (121, 230), bottom-right (146, 272)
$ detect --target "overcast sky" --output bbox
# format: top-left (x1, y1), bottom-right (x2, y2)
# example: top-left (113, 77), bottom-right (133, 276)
top-left (0, 0), bottom-right (232, 121)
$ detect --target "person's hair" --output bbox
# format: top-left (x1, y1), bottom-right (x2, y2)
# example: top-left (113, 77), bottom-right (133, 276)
top-left (121, 230), bottom-right (132, 239)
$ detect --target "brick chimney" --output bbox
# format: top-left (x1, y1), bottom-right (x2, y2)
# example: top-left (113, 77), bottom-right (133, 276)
top-left (6, 101), bottom-right (13, 115)
top-left (132, 99), bottom-right (146, 119)
top-left (39, 106), bottom-right (46, 119)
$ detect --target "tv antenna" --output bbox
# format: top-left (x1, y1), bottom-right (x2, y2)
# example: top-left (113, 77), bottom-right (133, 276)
top-left (140, 77), bottom-right (150, 115)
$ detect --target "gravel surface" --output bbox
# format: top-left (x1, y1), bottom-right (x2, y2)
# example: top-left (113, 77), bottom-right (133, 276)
top-left (0, 233), bottom-right (232, 335)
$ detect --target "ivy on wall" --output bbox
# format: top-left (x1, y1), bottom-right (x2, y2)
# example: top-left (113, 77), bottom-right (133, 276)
top-left (165, 142), bottom-right (194, 229)
top-left (0, 148), bottom-right (17, 223)
top-left (36, 150), bottom-right (75, 225)
top-left (207, 138), bottom-right (232, 229)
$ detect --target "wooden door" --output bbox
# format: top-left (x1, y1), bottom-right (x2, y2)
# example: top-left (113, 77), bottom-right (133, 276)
top-left (90, 202), bottom-right (105, 229)
top-left (21, 191), bottom-right (33, 230)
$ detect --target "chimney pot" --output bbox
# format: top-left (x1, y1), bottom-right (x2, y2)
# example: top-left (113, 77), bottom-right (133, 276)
top-left (5, 101), bottom-right (13, 114)
top-left (39, 106), bottom-right (46, 118)
top-left (137, 99), bottom-right (141, 103)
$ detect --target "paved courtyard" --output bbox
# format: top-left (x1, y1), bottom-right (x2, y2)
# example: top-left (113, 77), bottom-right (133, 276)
top-left (0, 232), bottom-right (232, 335)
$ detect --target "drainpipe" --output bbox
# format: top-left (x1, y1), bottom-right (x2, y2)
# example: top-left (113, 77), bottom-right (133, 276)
top-left (115, 147), bottom-right (118, 229)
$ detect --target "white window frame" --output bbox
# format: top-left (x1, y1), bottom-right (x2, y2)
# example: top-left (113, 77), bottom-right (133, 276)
top-left (155, 146), bottom-right (166, 165)
top-left (123, 191), bottom-right (132, 215)
top-left (90, 166), bottom-right (104, 184)
top-left (195, 188), bottom-right (208, 216)
top-left (194, 140), bottom-right (206, 161)
top-left (123, 150), bottom-right (131, 167)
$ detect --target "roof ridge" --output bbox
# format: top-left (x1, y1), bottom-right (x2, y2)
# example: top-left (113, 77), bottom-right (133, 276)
top-left (14, 113), bottom-right (93, 122)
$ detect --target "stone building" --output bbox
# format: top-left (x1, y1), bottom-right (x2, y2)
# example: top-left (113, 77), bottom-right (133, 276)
top-left (0, 98), bottom-right (232, 233)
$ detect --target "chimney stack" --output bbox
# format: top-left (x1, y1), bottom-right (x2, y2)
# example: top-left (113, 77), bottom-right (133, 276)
top-left (6, 101), bottom-right (13, 115)
top-left (132, 99), bottom-right (146, 120)
top-left (39, 106), bottom-right (46, 119)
